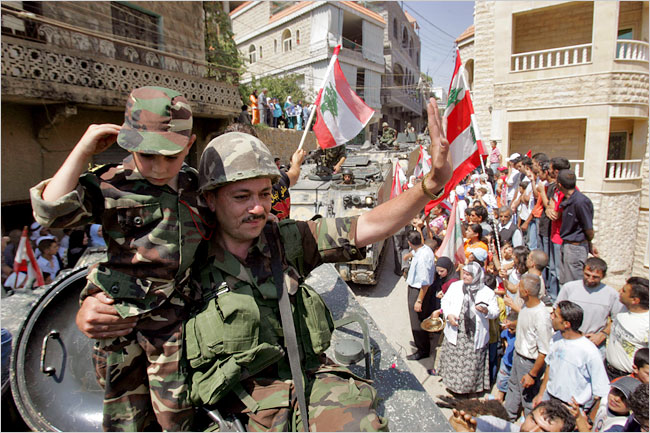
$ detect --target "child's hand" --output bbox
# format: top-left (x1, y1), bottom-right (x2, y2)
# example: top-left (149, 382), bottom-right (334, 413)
top-left (76, 124), bottom-right (121, 157)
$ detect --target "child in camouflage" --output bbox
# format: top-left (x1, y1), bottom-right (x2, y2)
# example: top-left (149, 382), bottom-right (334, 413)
top-left (30, 86), bottom-right (207, 431)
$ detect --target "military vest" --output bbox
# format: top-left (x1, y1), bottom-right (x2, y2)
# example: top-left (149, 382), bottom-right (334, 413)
top-left (184, 220), bottom-right (335, 407)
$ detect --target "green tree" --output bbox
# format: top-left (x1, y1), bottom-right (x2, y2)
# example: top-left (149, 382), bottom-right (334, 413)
top-left (204, 2), bottom-right (243, 84)
top-left (239, 74), bottom-right (308, 107)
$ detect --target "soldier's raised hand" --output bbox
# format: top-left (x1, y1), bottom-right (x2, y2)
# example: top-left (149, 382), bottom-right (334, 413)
top-left (425, 98), bottom-right (452, 192)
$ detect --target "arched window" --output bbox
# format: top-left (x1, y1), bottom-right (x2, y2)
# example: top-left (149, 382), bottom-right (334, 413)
top-left (409, 38), bottom-right (413, 57)
top-left (402, 27), bottom-right (408, 48)
top-left (393, 18), bottom-right (398, 39)
top-left (296, 29), bottom-right (300, 45)
top-left (274, 39), bottom-right (277, 54)
top-left (417, 51), bottom-right (420, 67)
top-left (248, 44), bottom-right (256, 63)
top-left (282, 29), bottom-right (292, 52)
top-left (259, 45), bottom-right (263, 59)
top-left (394, 63), bottom-right (404, 86)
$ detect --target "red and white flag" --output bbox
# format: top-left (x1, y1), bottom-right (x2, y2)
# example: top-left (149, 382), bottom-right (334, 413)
top-left (13, 226), bottom-right (45, 287)
top-left (435, 198), bottom-right (465, 265)
top-left (390, 160), bottom-right (407, 199)
top-left (427, 49), bottom-right (485, 208)
top-left (312, 45), bottom-right (375, 149)
top-left (413, 145), bottom-right (432, 179)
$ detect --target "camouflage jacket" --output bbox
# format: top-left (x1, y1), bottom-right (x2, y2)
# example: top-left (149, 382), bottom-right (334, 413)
top-left (30, 155), bottom-right (207, 317)
top-left (185, 216), bottom-right (365, 406)
top-left (379, 127), bottom-right (397, 144)
top-left (320, 144), bottom-right (346, 170)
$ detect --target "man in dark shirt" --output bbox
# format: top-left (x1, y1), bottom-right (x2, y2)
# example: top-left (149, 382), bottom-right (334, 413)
top-left (557, 169), bottom-right (595, 285)
top-left (271, 148), bottom-right (307, 220)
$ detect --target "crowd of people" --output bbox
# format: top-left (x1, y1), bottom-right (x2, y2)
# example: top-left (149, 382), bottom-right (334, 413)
top-left (1, 222), bottom-right (104, 291)
top-left (394, 144), bottom-right (649, 431)
top-left (243, 88), bottom-right (312, 130)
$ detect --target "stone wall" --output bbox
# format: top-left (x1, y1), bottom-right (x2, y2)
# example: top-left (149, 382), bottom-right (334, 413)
top-left (231, 3), bottom-right (271, 38)
top-left (513, 3), bottom-right (593, 53)
top-left (588, 191), bottom-right (641, 287)
top-left (472, 1), bottom-right (495, 141)
top-left (509, 119), bottom-right (586, 160)
top-left (493, 73), bottom-right (649, 109)
top-left (42, 2), bottom-right (206, 61)
top-left (632, 126), bottom-right (649, 277)
top-left (254, 127), bottom-right (319, 166)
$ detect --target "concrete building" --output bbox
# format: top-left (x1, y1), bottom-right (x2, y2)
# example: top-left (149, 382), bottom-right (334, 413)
top-left (1, 2), bottom-right (240, 230)
top-left (230, 1), bottom-right (385, 136)
top-left (369, 2), bottom-right (424, 133)
top-left (458, 1), bottom-right (649, 284)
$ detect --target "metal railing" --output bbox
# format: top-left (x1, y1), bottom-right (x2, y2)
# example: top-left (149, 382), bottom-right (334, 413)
top-left (568, 160), bottom-right (584, 180)
top-left (615, 39), bottom-right (649, 62)
top-left (511, 43), bottom-right (592, 72)
top-left (605, 159), bottom-right (643, 180)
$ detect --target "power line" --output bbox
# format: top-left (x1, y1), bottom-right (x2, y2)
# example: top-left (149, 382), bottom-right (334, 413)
top-left (402, 4), bottom-right (458, 41)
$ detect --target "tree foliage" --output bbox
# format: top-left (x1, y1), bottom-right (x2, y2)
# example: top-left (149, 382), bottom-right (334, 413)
top-left (204, 2), bottom-right (243, 84)
top-left (239, 74), bottom-right (309, 106)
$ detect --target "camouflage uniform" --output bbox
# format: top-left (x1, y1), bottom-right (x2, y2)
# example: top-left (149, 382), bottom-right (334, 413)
top-left (322, 144), bottom-right (346, 171)
top-left (185, 217), bottom-right (388, 431)
top-left (379, 127), bottom-right (397, 147)
top-left (29, 86), bottom-right (205, 431)
top-left (185, 132), bottom-right (387, 431)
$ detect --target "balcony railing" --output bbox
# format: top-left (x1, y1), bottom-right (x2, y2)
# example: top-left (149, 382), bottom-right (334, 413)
top-left (569, 160), bottom-right (585, 180)
top-left (511, 43), bottom-right (592, 72)
top-left (605, 159), bottom-right (642, 180)
top-left (616, 39), bottom-right (649, 62)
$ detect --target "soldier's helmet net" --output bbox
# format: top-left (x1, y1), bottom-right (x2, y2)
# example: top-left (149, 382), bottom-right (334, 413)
top-left (117, 86), bottom-right (193, 155)
top-left (199, 132), bottom-right (281, 193)
top-left (382, 122), bottom-right (389, 128)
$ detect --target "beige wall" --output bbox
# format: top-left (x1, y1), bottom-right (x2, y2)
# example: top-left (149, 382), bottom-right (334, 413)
top-left (513, 3), bottom-right (593, 54)
top-left (509, 119), bottom-right (586, 160)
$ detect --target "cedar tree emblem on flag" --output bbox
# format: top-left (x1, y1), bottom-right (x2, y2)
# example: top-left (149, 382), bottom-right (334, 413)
top-left (313, 45), bottom-right (375, 149)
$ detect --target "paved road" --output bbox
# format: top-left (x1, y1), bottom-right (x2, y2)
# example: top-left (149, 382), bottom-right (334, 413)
top-left (349, 240), bottom-right (496, 422)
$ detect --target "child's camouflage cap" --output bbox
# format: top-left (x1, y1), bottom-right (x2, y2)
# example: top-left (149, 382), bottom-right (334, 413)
top-left (117, 86), bottom-right (193, 155)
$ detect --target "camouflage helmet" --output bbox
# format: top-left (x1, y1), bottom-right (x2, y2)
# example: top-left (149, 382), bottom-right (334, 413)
top-left (117, 86), bottom-right (193, 155)
top-left (198, 132), bottom-right (280, 192)
top-left (382, 122), bottom-right (389, 128)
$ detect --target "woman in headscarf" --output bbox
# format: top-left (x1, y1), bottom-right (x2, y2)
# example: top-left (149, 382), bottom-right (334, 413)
top-left (437, 262), bottom-right (499, 396)
top-left (249, 89), bottom-right (259, 125)
top-left (284, 96), bottom-right (295, 129)
top-left (424, 256), bottom-right (459, 375)
top-left (88, 224), bottom-right (106, 248)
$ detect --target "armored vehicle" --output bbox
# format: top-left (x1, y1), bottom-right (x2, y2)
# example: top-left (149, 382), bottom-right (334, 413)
top-left (290, 155), bottom-right (393, 284)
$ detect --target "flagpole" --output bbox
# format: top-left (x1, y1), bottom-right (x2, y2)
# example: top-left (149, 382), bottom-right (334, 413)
top-left (459, 60), bottom-right (502, 263)
top-left (297, 45), bottom-right (342, 151)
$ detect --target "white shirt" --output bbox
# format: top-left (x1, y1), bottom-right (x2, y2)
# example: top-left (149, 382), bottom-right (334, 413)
top-left (37, 255), bottom-right (60, 279)
top-left (406, 245), bottom-right (435, 289)
top-left (606, 310), bottom-right (649, 372)
top-left (515, 302), bottom-right (553, 359)
top-left (545, 332), bottom-right (611, 405)
top-left (441, 280), bottom-right (499, 349)
top-left (505, 168), bottom-right (520, 202)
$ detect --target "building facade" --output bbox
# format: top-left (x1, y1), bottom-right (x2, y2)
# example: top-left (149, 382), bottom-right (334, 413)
top-left (231, 1), bottom-right (384, 129)
top-left (370, 1), bottom-right (424, 133)
top-left (459, 1), bottom-right (649, 284)
top-left (1, 1), bottom-right (240, 230)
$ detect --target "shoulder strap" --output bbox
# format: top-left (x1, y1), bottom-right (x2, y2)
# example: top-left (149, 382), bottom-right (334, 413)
top-left (278, 219), bottom-right (305, 277)
top-left (264, 223), bottom-right (310, 432)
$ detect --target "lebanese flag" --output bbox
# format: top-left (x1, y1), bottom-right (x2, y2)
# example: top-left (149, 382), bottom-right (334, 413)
top-left (13, 226), bottom-right (45, 287)
top-left (413, 145), bottom-right (432, 179)
top-left (312, 45), bottom-right (375, 149)
top-left (390, 160), bottom-right (407, 199)
top-left (426, 49), bottom-right (485, 208)
top-left (435, 198), bottom-right (465, 265)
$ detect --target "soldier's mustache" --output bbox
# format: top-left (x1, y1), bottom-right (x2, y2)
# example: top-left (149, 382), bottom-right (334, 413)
top-left (242, 214), bottom-right (265, 223)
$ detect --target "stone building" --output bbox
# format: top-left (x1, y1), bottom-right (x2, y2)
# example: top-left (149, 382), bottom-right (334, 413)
top-left (230, 1), bottom-right (385, 133)
top-left (458, 1), bottom-right (649, 284)
top-left (1, 1), bottom-right (240, 230)
top-left (367, 2), bottom-right (424, 133)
